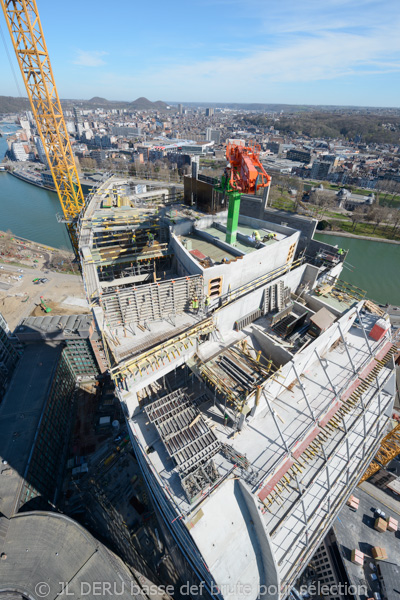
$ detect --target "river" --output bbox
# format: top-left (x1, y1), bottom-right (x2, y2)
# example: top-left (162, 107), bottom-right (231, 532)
top-left (314, 233), bottom-right (400, 305)
top-left (1, 126), bottom-right (399, 303)
top-left (0, 124), bottom-right (71, 249)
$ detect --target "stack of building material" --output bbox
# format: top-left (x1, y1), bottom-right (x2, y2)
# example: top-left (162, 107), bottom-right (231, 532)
top-left (369, 318), bottom-right (390, 341)
top-left (372, 547), bottom-right (388, 560)
top-left (351, 549), bottom-right (364, 565)
top-left (374, 517), bottom-right (388, 533)
top-left (346, 495), bottom-right (360, 510)
top-left (387, 516), bottom-right (398, 532)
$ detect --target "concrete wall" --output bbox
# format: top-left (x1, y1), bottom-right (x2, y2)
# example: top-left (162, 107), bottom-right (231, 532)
top-left (308, 238), bottom-right (341, 257)
top-left (302, 292), bottom-right (344, 317)
top-left (263, 304), bottom-right (360, 403)
top-left (170, 234), bottom-right (204, 278)
top-left (238, 480), bottom-right (280, 600)
top-left (171, 230), bottom-right (300, 298)
top-left (239, 195), bottom-right (264, 220)
top-left (167, 211), bottom-right (228, 237)
top-left (251, 326), bottom-right (293, 367)
top-left (300, 264), bottom-right (322, 290)
top-left (261, 208), bottom-right (318, 254)
top-left (214, 266), bottom-right (307, 333)
top-left (238, 214), bottom-right (297, 237)
top-left (204, 231), bottom-right (300, 296)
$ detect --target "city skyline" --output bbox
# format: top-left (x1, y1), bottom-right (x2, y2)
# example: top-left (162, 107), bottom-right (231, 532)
top-left (1, 0), bottom-right (400, 107)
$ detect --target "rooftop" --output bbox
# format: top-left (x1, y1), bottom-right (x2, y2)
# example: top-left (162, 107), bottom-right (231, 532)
top-left (14, 314), bottom-right (93, 342)
top-left (0, 511), bottom-right (141, 599)
top-left (0, 344), bottom-right (61, 518)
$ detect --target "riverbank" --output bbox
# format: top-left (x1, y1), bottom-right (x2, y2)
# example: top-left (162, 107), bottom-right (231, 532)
top-left (0, 229), bottom-right (68, 254)
top-left (10, 168), bottom-right (55, 192)
top-left (0, 230), bottom-right (78, 276)
top-left (315, 229), bottom-right (400, 245)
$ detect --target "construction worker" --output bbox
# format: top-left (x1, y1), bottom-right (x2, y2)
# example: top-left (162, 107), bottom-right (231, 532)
top-left (338, 248), bottom-right (344, 255)
top-left (147, 231), bottom-right (154, 247)
top-left (204, 295), bottom-right (210, 311)
top-left (252, 230), bottom-right (261, 247)
top-left (192, 295), bottom-right (199, 314)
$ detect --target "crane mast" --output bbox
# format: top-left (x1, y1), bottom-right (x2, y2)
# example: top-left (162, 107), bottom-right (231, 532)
top-left (215, 143), bottom-right (272, 245)
top-left (1, 0), bottom-right (85, 249)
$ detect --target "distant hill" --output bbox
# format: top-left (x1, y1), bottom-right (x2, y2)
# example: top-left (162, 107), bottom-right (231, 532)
top-left (87, 96), bottom-right (109, 104)
top-left (62, 95), bottom-right (169, 111)
top-left (0, 95), bottom-right (30, 114)
top-left (0, 94), bottom-right (169, 114)
top-left (130, 96), bottom-right (168, 110)
top-left (243, 111), bottom-right (400, 144)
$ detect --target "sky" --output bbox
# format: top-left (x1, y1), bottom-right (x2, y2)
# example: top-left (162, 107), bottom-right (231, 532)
top-left (1, 0), bottom-right (400, 107)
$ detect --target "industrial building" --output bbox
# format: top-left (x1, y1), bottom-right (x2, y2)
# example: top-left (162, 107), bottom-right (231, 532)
top-left (315, 487), bottom-right (400, 600)
top-left (0, 312), bottom-right (19, 399)
top-left (0, 315), bottom-right (101, 518)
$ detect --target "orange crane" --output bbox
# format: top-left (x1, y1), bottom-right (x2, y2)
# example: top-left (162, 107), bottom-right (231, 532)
top-left (1, 0), bottom-right (85, 252)
top-left (216, 143), bottom-right (271, 244)
top-left (225, 142), bottom-right (271, 194)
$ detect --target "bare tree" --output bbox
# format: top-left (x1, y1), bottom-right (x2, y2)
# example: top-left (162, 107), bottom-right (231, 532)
top-left (350, 207), bottom-right (364, 231)
top-left (365, 206), bottom-right (378, 226)
top-left (388, 181), bottom-right (400, 207)
top-left (391, 208), bottom-right (400, 235)
top-left (372, 205), bottom-right (388, 233)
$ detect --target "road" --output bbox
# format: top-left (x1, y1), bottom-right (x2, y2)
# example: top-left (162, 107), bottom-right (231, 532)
top-left (359, 480), bottom-right (400, 516)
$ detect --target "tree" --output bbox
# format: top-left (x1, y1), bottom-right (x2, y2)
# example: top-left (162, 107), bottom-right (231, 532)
top-left (372, 205), bottom-right (387, 233)
top-left (79, 157), bottom-right (97, 171)
top-left (365, 206), bottom-right (378, 226)
top-left (350, 207), bottom-right (364, 231)
top-left (391, 208), bottom-right (400, 236)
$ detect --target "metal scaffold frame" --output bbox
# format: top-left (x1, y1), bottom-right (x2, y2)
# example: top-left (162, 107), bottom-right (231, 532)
top-left (101, 275), bottom-right (204, 328)
top-left (111, 317), bottom-right (215, 383)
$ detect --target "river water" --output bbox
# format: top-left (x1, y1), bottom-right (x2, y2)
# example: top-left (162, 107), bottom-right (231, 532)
top-left (1, 126), bottom-right (399, 303)
top-left (0, 124), bottom-right (71, 249)
top-left (314, 233), bottom-right (400, 305)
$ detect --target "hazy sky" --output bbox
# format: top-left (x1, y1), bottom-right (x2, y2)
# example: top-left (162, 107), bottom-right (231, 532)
top-left (1, 0), bottom-right (400, 106)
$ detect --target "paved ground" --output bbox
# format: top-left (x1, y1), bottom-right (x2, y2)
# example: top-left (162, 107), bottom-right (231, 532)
top-left (359, 480), bottom-right (400, 516)
top-left (0, 261), bottom-right (88, 330)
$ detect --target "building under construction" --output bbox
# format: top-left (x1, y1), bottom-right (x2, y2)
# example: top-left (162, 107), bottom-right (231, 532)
top-left (1, 4), bottom-right (398, 597)
top-left (78, 175), bottom-right (399, 600)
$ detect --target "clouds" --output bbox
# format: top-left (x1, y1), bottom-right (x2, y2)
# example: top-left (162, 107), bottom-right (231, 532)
top-left (95, 18), bottom-right (400, 102)
top-left (73, 50), bottom-right (107, 67)
top-left (11, 0), bottom-right (398, 105)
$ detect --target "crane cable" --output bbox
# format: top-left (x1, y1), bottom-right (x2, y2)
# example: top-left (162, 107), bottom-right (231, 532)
top-left (0, 20), bottom-right (24, 99)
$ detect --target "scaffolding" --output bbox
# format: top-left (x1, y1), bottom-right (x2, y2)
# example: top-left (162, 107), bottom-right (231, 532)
top-left (199, 344), bottom-right (272, 412)
top-left (101, 275), bottom-right (204, 328)
top-left (259, 340), bottom-right (398, 513)
top-left (145, 388), bottom-right (221, 502)
top-left (112, 317), bottom-right (215, 383)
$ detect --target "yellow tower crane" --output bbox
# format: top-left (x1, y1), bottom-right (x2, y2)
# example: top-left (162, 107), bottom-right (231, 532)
top-left (359, 422), bottom-right (400, 484)
top-left (1, 0), bottom-right (85, 251)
